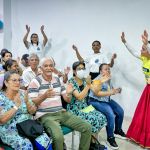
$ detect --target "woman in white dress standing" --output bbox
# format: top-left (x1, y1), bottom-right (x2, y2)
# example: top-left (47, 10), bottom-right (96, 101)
top-left (23, 25), bottom-right (48, 58)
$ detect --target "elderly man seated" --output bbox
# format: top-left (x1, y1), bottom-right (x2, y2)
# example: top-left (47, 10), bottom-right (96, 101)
top-left (28, 57), bottom-right (92, 150)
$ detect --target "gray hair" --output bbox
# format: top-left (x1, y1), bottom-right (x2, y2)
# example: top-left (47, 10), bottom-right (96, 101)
top-left (28, 53), bottom-right (39, 61)
top-left (39, 57), bottom-right (55, 67)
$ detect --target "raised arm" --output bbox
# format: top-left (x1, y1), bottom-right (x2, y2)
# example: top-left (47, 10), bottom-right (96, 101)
top-left (72, 45), bottom-right (84, 62)
top-left (109, 53), bottom-right (117, 67)
top-left (121, 32), bottom-right (140, 59)
top-left (142, 30), bottom-right (150, 54)
top-left (40, 25), bottom-right (48, 47)
top-left (23, 25), bottom-right (30, 49)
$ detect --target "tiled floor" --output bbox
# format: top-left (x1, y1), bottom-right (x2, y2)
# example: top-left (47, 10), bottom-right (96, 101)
top-left (64, 116), bottom-right (149, 150)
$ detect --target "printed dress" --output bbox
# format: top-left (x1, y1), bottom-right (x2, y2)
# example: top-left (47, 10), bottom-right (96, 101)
top-left (127, 56), bottom-right (150, 148)
top-left (0, 91), bottom-right (51, 150)
top-left (67, 77), bottom-right (107, 133)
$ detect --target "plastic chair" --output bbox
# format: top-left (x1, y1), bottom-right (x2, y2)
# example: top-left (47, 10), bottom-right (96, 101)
top-left (61, 126), bottom-right (75, 150)
top-left (0, 138), bottom-right (12, 150)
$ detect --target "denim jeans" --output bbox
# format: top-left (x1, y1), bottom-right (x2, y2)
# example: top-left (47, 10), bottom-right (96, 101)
top-left (88, 98), bottom-right (124, 138)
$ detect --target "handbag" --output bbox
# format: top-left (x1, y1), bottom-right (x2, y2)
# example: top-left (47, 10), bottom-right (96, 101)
top-left (90, 136), bottom-right (107, 150)
top-left (16, 119), bottom-right (44, 140)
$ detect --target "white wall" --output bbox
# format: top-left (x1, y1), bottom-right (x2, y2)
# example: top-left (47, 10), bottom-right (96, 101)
top-left (9, 0), bottom-right (150, 117)
top-left (0, 0), bottom-right (3, 50)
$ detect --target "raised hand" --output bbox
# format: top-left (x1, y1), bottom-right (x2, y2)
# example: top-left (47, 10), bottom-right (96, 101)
top-left (64, 67), bottom-right (70, 75)
top-left (144, 30), bottom-right (148, 38)
top-left (142, 30), bottom-right (148, 45)
top-left (111, 53), bottom-right (117, 60)
top-left (121, 32), bottom-right (126, 43)
top-left (17, 57), bottom-right (20, 64)
top-left (72, 45), bottom-right (78, 51)
top-left (26, 25), bottom-right (30, 33)
top-left (40, 25), bottom-right (44, 32)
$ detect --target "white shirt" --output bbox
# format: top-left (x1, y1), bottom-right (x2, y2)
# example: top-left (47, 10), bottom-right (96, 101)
top-left (19, 63), bottom-right (28, 71)
top-left (22, 67), bottom-right (37, 87)
top-left (28, 42), bottom-right (44, 58)
top-left (84, 53), bottom-right (109, 73)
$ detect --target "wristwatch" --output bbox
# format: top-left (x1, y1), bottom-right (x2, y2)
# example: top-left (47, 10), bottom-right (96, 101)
top-left (13, 105), bottom-right (18, 110)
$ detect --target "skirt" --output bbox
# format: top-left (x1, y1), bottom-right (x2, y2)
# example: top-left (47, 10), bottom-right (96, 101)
top-left (127, 84), bottom-right (150, 148)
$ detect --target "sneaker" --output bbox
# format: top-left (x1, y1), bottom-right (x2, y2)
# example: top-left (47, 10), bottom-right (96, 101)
top-left (63, 142), bottom-right (67, 150)
top-left (107, 137), bottom-right (119, 150)
top-left (114, 129), bottom-right (127, 140)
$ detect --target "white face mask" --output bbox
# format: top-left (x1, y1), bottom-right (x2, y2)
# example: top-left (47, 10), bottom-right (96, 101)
top-left (76, 70), bottom-right (88, 79)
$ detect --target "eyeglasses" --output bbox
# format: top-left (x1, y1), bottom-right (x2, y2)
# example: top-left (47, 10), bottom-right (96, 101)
top-left (32, 36), bottom-right (38, 38)
top-left (43, 64), bottom-right (54, 68)
top-left (76, 68), bottom-right (85, 71)
top-left (8, 79), bottom-right (22, 83)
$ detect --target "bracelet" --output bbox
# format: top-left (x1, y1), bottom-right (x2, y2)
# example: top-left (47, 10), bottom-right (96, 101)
top-left (13, 105), bottom-right (18, 111)
top-left (72, 88), bottom-right (76, 93)
top-left (66, 93), bottom-right (72, 98)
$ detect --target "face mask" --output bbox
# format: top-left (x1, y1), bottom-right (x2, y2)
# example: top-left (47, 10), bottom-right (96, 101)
top-left (76, 70), bottom-right (89, 79)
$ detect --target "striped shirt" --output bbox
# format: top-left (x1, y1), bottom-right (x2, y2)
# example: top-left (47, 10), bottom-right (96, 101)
top-left (28, 74), bottom-right (66, 118)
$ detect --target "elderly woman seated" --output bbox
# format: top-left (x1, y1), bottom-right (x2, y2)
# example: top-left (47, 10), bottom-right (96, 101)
top-left (0, 70), bottom-right (51, 150)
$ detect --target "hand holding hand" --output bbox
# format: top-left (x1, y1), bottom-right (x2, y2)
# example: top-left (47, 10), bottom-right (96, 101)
top-left (14, 93), bottom-right (21, 107)
top-left (121, 32), bottom-right (126, 43)
top-left (66, 83), bottom-right (74, 95)
top-left (24, 91), bottom-right (29, 103)
top-left (85, 75), bottom-right (91, 85)
top-left (90, 83), bottom-right (100, 94)
top-left (44, 88), bottom-right (55, 98)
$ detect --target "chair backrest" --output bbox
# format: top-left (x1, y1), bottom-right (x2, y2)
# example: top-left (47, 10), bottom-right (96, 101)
top-left (61, 126), bottom-right (73, 135)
